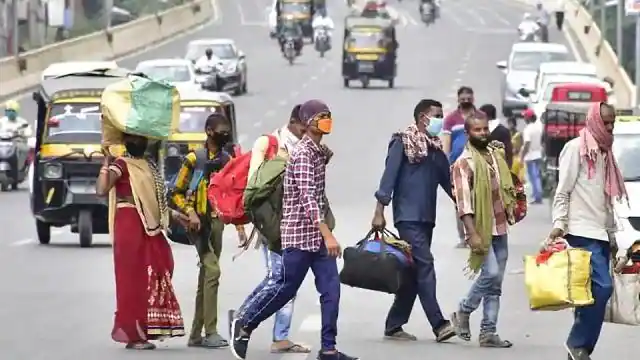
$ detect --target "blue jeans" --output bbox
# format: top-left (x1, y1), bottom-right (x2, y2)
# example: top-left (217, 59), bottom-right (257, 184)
top-left (240, 245), bottom-right (340, 351)
top-left (386, 222), bottom-right (447, 333)
top-left (459, 235), bottom-right (508, 334)
top-left (565, 235), bottom-right (613, 354)
top-left (236, 244), bottom-right (295, 342)
top-left (525, 159), bottom-right (542, 202)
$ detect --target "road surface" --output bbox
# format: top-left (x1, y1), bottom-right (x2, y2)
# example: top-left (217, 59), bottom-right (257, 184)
top-left (1, 0), bottom-right (637, 359)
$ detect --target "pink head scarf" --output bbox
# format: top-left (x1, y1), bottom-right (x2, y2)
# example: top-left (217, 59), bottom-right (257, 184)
top-left (578, 102), bottom-right (628, 202)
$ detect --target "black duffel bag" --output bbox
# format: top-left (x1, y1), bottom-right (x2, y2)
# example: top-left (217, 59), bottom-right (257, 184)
top-left (339, 229), bottom-right (406, 294)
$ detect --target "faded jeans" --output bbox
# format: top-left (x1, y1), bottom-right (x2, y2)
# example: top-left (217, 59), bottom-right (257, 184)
top-left (459, 235), bottom-right (508, 334)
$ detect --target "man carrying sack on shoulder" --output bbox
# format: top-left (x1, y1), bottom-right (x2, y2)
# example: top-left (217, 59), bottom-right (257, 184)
top-left (450, 116), bottom-right (517, 349)
top-left (546, 102), bottom-right (627, 360)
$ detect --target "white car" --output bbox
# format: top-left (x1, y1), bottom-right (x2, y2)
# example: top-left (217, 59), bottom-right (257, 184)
top-left (612, 116), bottom-right (640, 255)
top-left (135, 59), bottom-right (199, 92)
top-left (41, 61), bottom-right (119, 81)
top-left (527, 74), bottom-right (610, 119)
top-left (497, 42), bottom-right (570, 117)
top-left (532, 61), bottom-right (614, 102)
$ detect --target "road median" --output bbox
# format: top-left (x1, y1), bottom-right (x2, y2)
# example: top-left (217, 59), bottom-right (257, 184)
top-left (0, 0), bottom-right (214, 99)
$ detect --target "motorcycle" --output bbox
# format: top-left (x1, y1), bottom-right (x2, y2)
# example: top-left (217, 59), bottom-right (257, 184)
top-left (194, 68), bottom-right (219, 91)
top-left (420, 3), bottom-right (435, 25)
top-left (0, 127), bottom-right (29, 191)
top-left (314, 28), bottom-right (331, 58)
top-left (519, 29), bottom-right (540, 42)
top-left (284, 37), bottom-right (296, 65)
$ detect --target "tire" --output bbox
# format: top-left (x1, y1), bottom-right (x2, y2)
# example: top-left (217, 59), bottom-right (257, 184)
top-left (11, 181), bottom-right (18, 190)
top-left (388, 79), bottom-right (394, 88)
top-left (78, 210), bottom-right (93, 248)
top-left (0, 183), bottom-right (8, 191)
top-left (343, 78), bottom-right (349, 88)
top-left (241, 77), bottom-right (248, 94)
top-left (36, 219), bottom-right (51, 245)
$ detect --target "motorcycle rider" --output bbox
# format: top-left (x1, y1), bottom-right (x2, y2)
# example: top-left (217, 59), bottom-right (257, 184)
top-left (419, 0), bottom-right (436, 21)
top-left (194, 48), bottom-right (220, 74)
top-left (312, 8), bottom-right (334, 46)
top-left (0, 100), bottom-right (32, 138)
top-left (518, 13), bottom-right (540, 41)
top-left (278, 17), bottom-right (304, 56)
top-left (534, 2), bottom-right (550, 42)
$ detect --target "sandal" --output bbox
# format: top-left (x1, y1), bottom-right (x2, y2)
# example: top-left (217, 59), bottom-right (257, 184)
top-left (270, 341), bottom-right (311, 353)
top-left (450, 311), bottom-right (471, 341)
top-left (125, 342), bottom-right (156, 350)
top-left (479, 333), bottom-right (513, 348)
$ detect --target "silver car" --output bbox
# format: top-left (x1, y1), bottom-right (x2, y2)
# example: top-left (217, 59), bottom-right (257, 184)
top-left (496, 42), bottom-right (569, 117)
top-left (185, 38), bottom-right (248, 96)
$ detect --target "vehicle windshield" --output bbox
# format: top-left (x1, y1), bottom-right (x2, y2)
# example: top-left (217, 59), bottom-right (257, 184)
top-left (45, 102), bottom-right (102, 143)
top-left (186, 43), bottom-right (236, 60)
top-left (613, 134), bottom-right (640, 181)
top-left (282, 3), bottom-right (311, 13)
top-left (512, 51), bottom-right (568, 71)
top-left (179, 105), bottom-right (223, 132)
top-left (137, 65), bottom-right (192, 82)
top-left (347, 30), bottom-right (384, 49)
top-left (543, 83), bottom-right (600, 101)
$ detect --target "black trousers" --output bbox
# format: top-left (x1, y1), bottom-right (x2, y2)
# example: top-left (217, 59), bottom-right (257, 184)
top-left (555, 11), bottom-right (565, 31)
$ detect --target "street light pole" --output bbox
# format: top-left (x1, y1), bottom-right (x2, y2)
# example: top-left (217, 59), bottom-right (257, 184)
top-left (635, 13), bottom-right (640, 107)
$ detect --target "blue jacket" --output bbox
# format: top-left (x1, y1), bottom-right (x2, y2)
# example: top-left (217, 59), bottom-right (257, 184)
top-left (375, 135), bottom-right (453, 225)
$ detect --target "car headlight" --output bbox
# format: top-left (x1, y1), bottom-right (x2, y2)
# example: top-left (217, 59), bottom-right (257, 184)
top-left (43, 163), bottom-right (63, 179)
top-left (167, 145), bottom-right (180, 157)
top-left (226, 63), bottom-right (237, 73)
top-left (214, 63), bottom-right (224, 72)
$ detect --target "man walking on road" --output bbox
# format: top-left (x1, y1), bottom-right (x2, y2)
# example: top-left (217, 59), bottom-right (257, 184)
top-left (450, 116), bottom-right (516, 349)
top-left (229, 100), bottom-right (357, 360)
top-left (547, 102), bottom-right (626, 360)
top-left (521, 109), bottom-right (544, 204)
top-left (233, 104), bottom-right (311, 354)
top-left (372, 99), bottom-right (456, 343)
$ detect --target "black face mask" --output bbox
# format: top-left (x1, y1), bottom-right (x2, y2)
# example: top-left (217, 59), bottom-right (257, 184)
top-left (124, 140), bottom-right (148, 157)
top-left (211, 132), bottom-right (232, 146)
top-left (459, 102), bottom-right (473, 110)
top-left (469, 136), bottom-right (489, 149)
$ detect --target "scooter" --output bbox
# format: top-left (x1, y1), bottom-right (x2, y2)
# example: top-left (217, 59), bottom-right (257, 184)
top-left (519, 29), bottom-right (541, 42)
top-left (314, 28), bottom-right (331, 58)
top-left (284, 38), bottom-right (297, 65)
top-left (194, 68), bottom-right (219, 91)
top-left (0, 127), bottom-right (29, 191)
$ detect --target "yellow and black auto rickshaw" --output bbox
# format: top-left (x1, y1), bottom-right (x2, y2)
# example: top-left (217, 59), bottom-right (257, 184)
top-left (165, 90), bottom-right (237, 182)
top-left (30, 69), bottom-right (163, 247)
top-left (342, 16), bottom-right (397, 89)
top-left (277, 0), bottom-right (314, 40)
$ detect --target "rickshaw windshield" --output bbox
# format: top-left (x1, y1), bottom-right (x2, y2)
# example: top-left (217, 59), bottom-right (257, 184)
top-left (613, 134), bottom-right (640, 181)
top-left (281, 3), bottom-right (310, 14)
top-left (179, 105), bottom-right (223, 132)
top-left (511, 51), bottom-right (568, 71)
top-left (44, 102), bottom-right (102, 144)
top-left (347, 30), bottom-right (384, 49)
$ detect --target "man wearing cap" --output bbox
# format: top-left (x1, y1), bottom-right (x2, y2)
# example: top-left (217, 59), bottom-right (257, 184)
top-left (229, 100), bottom-right (357, 360)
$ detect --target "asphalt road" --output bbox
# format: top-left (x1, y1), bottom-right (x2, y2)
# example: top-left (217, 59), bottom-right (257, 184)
top-left (1, 0), bottom-right (637, 359)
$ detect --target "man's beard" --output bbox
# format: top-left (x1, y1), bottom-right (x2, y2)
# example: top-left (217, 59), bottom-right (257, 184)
top-left (468, 136), bottom-right (489, 149)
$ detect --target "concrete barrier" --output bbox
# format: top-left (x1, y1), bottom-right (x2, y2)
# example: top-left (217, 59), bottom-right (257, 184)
top-left (0, 0), bottom-right (213, 99)
top-left (565, 0), bottom-right (636, 107)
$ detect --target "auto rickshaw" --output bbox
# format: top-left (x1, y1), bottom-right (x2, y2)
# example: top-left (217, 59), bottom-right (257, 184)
top-left (30, 69), bottom-right (163, 247)
top-left (165, 90), bottom-right (237, 182)
top-left (277, 0), bottom-right (314, 41)
top-left (550, 83), bottom-right (608, 104)
top-left (342, 16), bottom-right (397, 88)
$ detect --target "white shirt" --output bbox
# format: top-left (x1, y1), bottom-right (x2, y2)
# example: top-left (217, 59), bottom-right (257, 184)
top-left (248, 126), bottom-right (300, 179)
top-left (552, 138), bottom-right (617, 241)
top-left (0, 116), bottom-right (32, 137)
top-left (194, 55), bottom-right (219, 73)
top-left (522, 122), bottom-right (542, 161)
top-left (518, 20), bottom-right (540, 34)
top-left (312, 16), bottom-right (334, 29)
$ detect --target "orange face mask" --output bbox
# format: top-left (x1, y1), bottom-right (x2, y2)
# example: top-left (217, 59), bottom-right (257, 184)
top-left (313, 113), bottom-right (333, 134)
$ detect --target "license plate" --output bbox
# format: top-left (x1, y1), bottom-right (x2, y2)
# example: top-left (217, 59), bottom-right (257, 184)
top-left (358, 62), bottom-right (374, 73)
top-left (69, 184), bottom-right (95, 194)
top-left (0, 162), bottom-right (9, 171)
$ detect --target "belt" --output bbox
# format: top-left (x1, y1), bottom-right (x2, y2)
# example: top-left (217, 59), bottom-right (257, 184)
top-left (116, 196), bottom-right (135, 208)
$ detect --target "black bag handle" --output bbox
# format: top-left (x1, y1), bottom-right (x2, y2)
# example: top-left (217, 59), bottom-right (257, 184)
top-left (356, 228), bottom-right (394, 253)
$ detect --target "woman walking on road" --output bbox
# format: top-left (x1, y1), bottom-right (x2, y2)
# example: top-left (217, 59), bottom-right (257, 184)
top-left (97, 133), bottom-right (186, 350)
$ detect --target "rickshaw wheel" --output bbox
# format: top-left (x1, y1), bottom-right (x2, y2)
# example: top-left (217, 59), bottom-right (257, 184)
top-left (11, 181), bottom-right (18, 190)
top-left (36, 220), bottom-right (51, 245)
top-left (78, 210), bottom-right (93, 248)
top-left (0, 183), bottom-right (8, 191)
top-left (388, 79), bottom-right (394, 88)
top-left (343, 79), bottom-right (349, 88)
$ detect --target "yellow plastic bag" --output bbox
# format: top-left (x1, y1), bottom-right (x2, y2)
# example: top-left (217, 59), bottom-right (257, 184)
top-left (524, 248), bottom-right (594, 311)
top-left (101, 74), bottom-right (180, 145)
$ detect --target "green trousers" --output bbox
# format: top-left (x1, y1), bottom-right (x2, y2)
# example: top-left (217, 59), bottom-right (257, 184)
top-left (190, 217), bottom-right (224, 339)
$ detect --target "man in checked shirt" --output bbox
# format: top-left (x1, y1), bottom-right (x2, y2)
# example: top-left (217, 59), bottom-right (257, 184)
top-left (229, 100), bottom-right (358, 360)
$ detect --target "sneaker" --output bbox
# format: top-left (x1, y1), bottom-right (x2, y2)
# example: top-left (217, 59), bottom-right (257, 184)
top-left (230, 318), bottom-right (250, 360)
top-left (316, 350), bottom-right (359, 360)
top-left (383, 328), bottom-right (417, 341)
top-left (478, 333), bottom-right (513, 348)
top-left (565, 343), bottom-right (591, 360)
top-left (434, 321), bottom-right (456, 342)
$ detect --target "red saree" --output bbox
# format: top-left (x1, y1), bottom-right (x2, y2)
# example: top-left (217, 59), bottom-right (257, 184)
top-left (109, 158), bottom-right (185, 343)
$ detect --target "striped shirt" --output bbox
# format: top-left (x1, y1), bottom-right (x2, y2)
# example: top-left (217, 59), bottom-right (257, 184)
top-left (452, 147), bottom-right (508, 236)
top-left (280, 136), bottom-right (328, 252)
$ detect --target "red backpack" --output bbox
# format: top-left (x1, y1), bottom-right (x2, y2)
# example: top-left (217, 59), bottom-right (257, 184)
top-left (208, 135), bottom-right (279, 225)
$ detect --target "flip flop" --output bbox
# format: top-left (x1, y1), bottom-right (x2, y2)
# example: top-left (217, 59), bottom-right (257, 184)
top-left (270, 343), bottom-right (311, 353)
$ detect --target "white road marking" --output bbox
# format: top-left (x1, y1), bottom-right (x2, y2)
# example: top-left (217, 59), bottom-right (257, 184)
top-left (265, 109), bottom-right (276, 117)
top-left (290, 90), bottom-right (299, 98)
top-left (278, 100), bottom-right (288, 106)
top-left (442, 5), bottom-right (466, 28)
top-left (298, 314), bottom-right (322, 331)
top-left (253, 122), bottom-right (262, 127)
top-left (10, 239), bottom-right (34, 247)
top-left (479, 6), bottom-right (512, 26)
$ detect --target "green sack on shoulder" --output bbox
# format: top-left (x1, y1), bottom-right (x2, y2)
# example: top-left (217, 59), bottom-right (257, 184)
top-left (244, 156), bottom-right (287, 209)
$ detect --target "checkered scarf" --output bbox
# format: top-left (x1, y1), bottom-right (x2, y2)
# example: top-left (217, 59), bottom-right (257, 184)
top-left (400, 123), bottom-right (442, 163)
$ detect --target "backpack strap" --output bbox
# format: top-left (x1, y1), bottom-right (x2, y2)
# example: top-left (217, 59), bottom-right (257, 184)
top-left (264, 134), bottom-right (279, 159)
top-left (188, 148), bottom-right (208, 192)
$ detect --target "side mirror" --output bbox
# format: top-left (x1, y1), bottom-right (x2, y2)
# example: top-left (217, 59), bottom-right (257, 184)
top-left (238, 50), bottom-right (245, 60)
top-left (518, 88), bottom-right (530, 97)
top-left (32, 92), bottom-right (38, 101)
top-left (496, 60), bottom-right (507, 70)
